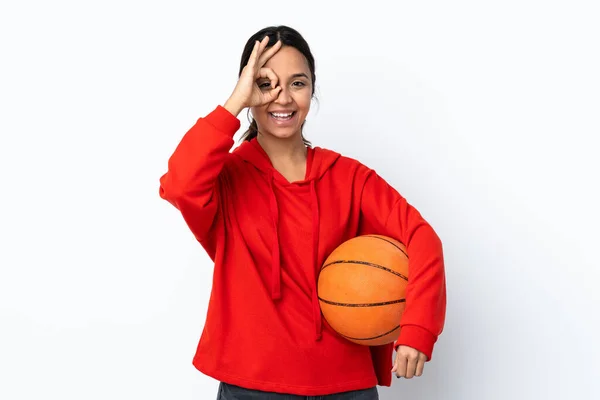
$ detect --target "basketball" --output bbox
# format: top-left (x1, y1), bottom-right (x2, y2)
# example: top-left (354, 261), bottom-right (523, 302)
top-left (317, 234), bottom-right (409, 346)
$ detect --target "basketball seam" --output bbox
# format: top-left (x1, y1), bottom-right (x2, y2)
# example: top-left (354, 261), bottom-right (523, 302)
top-left (321, 260), bottom-right (408, 281)
top-left (337, 325), bottom-right (400, 341)
top-left (363, 235), bottom-right (409, 258)
top-left (318, 297), bottom-right (405, 307)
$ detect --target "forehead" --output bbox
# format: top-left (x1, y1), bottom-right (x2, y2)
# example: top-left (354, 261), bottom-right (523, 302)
top-left (263, 45), bottom-right (310, 77)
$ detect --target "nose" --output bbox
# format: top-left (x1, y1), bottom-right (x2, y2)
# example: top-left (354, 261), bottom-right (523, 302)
top-left (274, 87), bottom-right (293, 105)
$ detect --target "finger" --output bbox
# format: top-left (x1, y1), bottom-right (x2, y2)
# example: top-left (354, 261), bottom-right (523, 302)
top-left (394, 355), bottom-right (407, 378)
top-left (259, 35), bottom-right (270, 49)
top-left (405, 356), bottom-right (418, 379)
top-left (391, 349), bottom-right (400, 372)
top-left (415, 354), bottom-right (426, 377)
top-left (258, 39), bottom-right (282, 67)
top-left (254, 36), bottom-right (271, 62)
top-left (261, 86), bottom-right (282, 103)
top-left (257, 67), bottom-right (279, 88)
top-left (245, 40), bottom-right (260, 70)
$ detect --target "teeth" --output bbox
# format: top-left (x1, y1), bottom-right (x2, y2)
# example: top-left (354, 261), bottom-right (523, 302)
top-left (271, 112), bottom-right (293, 118)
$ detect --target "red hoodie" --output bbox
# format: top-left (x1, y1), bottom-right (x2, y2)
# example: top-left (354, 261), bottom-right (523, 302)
top-left (159, 105), bottom-right (446, 396)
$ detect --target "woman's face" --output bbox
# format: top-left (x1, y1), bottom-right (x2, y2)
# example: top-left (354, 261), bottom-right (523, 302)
top-left (251, 45), bottom-right (312, 141)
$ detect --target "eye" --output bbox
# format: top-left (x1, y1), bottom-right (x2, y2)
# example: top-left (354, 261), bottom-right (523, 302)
top-left (292, 81), bottom-right (306, 87)
top-left (258, 81), bottom-right (271, 88)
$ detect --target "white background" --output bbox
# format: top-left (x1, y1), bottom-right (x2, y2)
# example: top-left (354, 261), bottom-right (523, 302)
top-left (1, 1), bottom-right (599, 399)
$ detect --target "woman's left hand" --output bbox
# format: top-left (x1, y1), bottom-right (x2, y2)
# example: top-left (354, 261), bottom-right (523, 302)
top-left (391, 345), bottom-right (427, 379)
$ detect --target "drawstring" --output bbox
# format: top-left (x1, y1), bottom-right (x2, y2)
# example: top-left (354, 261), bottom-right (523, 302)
top-left (310, 181), bottom-right (322, 341)
top-left (267, 174), bottom-right (322, 341)
top-left (268, 172), bottom-right (281, 300)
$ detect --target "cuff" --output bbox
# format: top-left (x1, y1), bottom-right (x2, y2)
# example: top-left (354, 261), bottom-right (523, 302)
top-left (394, 325), bottom-right (437, 361)
top-left (203, 105), bottom-right (241, 137)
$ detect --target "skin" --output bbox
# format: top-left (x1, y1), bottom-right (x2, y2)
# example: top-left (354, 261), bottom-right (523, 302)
top-left (224, 37), bottom-right (309, 183)
top-left (251, 45), bottom-right (312, 144)
top-left (224, 35), bottom-right (428, 379)
top-left (392, 345), bottom-right (428, 379)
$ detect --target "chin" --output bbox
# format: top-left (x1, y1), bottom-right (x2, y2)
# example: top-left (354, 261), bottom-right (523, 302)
top-left (258, 122), bottom-right (304, 140)
top-left (270, 129), bottom-right (300, 140)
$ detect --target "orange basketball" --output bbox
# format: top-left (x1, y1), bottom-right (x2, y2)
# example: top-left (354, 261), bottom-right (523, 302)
top-left (317, 234), bottom-right (409, 346)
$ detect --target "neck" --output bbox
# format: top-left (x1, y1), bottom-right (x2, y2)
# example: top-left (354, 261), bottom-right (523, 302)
top-left (256, 132), bottom-right (307, 164)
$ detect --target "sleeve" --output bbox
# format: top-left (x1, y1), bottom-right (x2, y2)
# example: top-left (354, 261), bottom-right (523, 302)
top-left (159, 105), bottom-right (240, 242)
top-left (359, 169), bottom-right (446, 361)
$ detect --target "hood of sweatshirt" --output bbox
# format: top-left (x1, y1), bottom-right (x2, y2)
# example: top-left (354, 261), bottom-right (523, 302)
top-left (232, 138), bottom-right (341, 340)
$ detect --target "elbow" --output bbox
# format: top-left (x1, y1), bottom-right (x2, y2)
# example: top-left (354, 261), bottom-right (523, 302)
top-left (158, 174), bottom-right (187, 207)
top-left (158, 174), bottom-right (214, 211)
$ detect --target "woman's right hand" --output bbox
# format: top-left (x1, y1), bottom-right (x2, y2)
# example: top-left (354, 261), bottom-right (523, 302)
top-left (224, 36), bottom-right (283, 117)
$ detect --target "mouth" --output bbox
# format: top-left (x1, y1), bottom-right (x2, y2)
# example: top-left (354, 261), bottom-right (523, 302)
top-left (269, 111), bottom-right (296, 121)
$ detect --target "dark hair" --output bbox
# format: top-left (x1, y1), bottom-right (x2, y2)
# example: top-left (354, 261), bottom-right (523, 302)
top-left (238, 26), bottom-right (316, 146)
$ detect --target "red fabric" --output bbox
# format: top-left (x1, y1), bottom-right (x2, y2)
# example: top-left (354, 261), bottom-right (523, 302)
top-left (159, 105), bottom-right (446, 396)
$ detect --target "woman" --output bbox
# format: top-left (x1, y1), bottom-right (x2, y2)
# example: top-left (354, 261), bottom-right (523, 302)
top-left (159, 25), bottom-right (446, 399)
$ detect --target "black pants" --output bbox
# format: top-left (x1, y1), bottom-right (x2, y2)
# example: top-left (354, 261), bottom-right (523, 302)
top-left (217, 382), bottom-right (379, 400)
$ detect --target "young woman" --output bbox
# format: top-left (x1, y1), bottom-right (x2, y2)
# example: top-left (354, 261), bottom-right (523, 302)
top-left (159, 25), bottom-right (446, 399)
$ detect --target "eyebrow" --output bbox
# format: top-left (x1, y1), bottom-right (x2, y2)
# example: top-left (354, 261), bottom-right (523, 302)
top-left (257, 73), bottom-right (310, 82)
top-left (290, 73), bottom-right (310, 80)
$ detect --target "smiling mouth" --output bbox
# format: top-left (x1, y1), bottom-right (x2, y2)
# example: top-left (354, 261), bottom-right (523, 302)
top-left (269, 111), bottom-right (296, 121)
